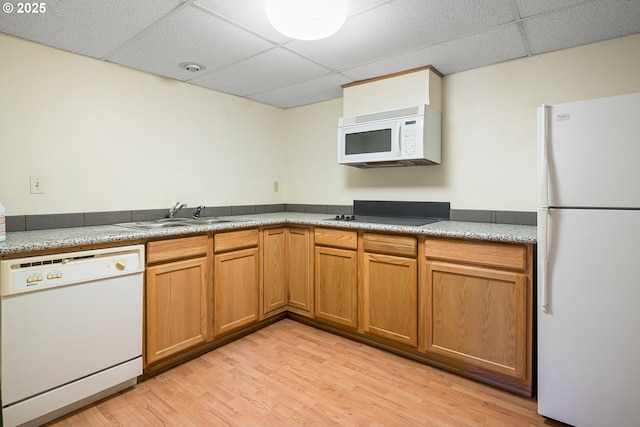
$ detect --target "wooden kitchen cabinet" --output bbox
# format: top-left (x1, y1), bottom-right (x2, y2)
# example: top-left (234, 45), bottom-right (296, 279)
top-left (314, 228), bottom-right (358, 329)
top-left (263, 227), bottom-right (313, 318)
top-left (287, 227), bottom-right (313, 314)
top-left (145, 235), bottom-right (212, 366)
top-left (422, 238), bottom-right (532, 386)
top-left (262, 227), bottom-right (287, 315)
top-left (362, 233), bottom-right (418, 347)
top-left (214, 229), bottom-right (260, 336)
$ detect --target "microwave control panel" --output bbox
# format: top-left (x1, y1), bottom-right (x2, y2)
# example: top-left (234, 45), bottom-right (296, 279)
top-left (400, 119), bottom-right (419, 156)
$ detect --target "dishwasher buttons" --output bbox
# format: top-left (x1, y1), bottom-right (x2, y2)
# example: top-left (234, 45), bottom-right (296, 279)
top-left (26, 275), bottom-right (44, 283)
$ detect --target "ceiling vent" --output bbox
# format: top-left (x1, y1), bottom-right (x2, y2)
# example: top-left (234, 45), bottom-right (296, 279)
top-left (179, 62), bottom-right (205, 73)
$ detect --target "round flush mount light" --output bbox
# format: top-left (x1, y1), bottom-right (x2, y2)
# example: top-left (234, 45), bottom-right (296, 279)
top-left (179, 62), bottom-right (206, 72)
top-left (266, 0), bottom-right (348, 41)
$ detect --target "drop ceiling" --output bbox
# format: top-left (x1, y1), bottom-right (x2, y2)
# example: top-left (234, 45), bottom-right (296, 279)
top-left (1, 0), bottom-right (639, 108)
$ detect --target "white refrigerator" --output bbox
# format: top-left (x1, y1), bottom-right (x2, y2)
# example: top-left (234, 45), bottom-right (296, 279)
top-left (537, 92), bottom-right (640, 427)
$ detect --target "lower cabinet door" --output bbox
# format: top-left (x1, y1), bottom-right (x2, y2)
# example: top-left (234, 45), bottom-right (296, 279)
top-left (363, 252), bottom-right (417, 347)
top-left (424, 261), bottom-right (528, 381)
top-left (263, 228), bottom-right (287, 315)
top-left (146, 257), bottom-right (210, 365)
top-left (314, 246), bottom-right (357, 329)
top-left (214, 247), bottom-right (260, 336)
top-left (287, 227), bottom-right (313, 313)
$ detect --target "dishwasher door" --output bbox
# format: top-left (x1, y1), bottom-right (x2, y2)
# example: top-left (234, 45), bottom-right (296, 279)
top-left (1, 245), bottom-right (144, 426)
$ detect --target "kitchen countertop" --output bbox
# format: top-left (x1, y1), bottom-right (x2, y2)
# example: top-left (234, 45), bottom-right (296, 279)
top-left (0, 212), bottom-right (536, 256)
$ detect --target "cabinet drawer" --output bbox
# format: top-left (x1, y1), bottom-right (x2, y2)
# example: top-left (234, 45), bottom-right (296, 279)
top-left (147, 235), bottom-right (208, 264)
top-left (363, 233), bottom-right (417, 257)
top-left (314, 228), bottom-right (357, 250)
top-left (214, 229), bottom-right (259, 253)
top-left (425, 238), bottom-right (527, 271)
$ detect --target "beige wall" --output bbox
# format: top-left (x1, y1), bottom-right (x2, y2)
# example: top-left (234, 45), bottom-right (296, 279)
top-left (2, 32), bottom-right (640, 216)
top-left (0, 34), bottom-right (285, 215)
top-left (283, 33), bottom-right (640, 211)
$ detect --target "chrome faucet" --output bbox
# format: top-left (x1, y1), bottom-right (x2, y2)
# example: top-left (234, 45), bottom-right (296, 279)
top-left (169, 202), bottom-right (186, 219)
top-left (193, 205), bottom-right (205, 219)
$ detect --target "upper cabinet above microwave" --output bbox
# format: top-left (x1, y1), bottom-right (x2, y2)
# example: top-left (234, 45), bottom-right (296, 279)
top-left (341, 66), bottom-right (442, 117)
top-left (339, 67), bottom-right (443, 168)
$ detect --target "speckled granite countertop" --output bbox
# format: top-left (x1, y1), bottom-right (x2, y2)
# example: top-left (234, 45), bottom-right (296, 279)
top-left (0, 212), bottom-right (536, 256)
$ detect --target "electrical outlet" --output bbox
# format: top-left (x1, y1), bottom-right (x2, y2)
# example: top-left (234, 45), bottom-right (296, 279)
top-left (273, 181), bottom-right (279, 192)
top-left (30, 175), bottom-right (45, 194)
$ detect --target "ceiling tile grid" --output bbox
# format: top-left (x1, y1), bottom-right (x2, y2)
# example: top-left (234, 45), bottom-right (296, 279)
top-left (0, 0), bottom-right (185, 58)
top-left (189, 47), bottom-right (332, 97)
top-left (522, 0), bottom-right (640, 54)
top-left (343, 23), bottom-right (528, 80)
top-left (1, 0), bottom-right (639, 107)
top-left (106, 5), bottom-right (275, 81)
top-left (246, 72), bottom-right (351, 108)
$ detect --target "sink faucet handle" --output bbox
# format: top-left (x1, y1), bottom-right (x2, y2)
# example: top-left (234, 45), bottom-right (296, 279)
top-left (169, 202), bottom-right (187, 218)
top-left (193, 205), bottom-right (205, 219)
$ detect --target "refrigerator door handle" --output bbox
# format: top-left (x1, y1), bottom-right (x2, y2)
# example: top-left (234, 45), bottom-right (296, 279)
top-left (537, 105), bottom-right (550, 209)
top-left (538, 209), bottom-right (550, 313)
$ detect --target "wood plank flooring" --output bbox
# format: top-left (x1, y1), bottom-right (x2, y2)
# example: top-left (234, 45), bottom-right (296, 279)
top-left (47, 319), bottom-right (562, 426)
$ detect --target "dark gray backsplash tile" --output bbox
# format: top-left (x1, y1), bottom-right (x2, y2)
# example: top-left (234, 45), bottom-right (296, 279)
top-left (450, 209), bottom-right (493, 223)
top-left (208, 206), bottom-right (232, 217)
top-left (231, 205), bottom-right (256, 215)
top-left (265, 204), bottom-right (285, 213)
top-left (327, 205), bottom-right (352, 215)
top-left (451, 209), bottom-right (536, 225)
top-left (494, 211), bottom-right (537, 226)
top-left (26, 213), bottom-right (85, 230)
top-left (132, 209), bottom-right (167, 222)
top-left (6, 216), bottom-right (26, 232)
top-left (304, 205), bottom-right (328, 214)
top-left (285, 204), bottom-right (306, 213)
top-left (85, 211), bottom-right (132, 226)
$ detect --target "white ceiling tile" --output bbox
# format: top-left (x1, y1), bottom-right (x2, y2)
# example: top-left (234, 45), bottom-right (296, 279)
top-left (0, 0), bottom-right (184, 58)
top-left (190, 47), bottom-right (331, 96)
top-left (524, 1), bottom-right (640, 54)
top-left (107, 5), bottom-right (275, 81)
top-left (515, 0), bottom-right (590, 18)
top-left (194, 0), bottom-right (290, 43)
top-left (344, 24), bottom-right (528, 79)
top-left (286, 0), bottom-right (515, 71)
top-left (247, 73), bottom-right (351, 108)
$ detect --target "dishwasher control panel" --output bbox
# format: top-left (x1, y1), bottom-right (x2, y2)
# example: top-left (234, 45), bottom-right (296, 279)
top-left (1, 245), bottom-right (144, 296)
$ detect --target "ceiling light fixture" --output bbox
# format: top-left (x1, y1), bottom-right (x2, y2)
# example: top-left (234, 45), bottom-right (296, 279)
top-left (266, 0), bottom-right (348, 41)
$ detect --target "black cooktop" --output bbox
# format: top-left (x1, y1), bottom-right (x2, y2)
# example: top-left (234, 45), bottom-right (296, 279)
top-left (326, 200), bottom-right (450, 227)
top-left (327, 215), bottom-right (441, 226)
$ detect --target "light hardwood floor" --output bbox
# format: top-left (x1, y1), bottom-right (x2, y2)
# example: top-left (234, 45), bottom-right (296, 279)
top-left (47, 319), bottom-right (562, 426)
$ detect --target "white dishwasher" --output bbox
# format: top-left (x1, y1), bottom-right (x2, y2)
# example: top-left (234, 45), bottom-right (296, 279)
top-left (1, 245), bottom-right (144, 427)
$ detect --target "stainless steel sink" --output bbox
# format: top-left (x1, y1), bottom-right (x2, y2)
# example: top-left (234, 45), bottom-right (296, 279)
top-left (184, 218), bottom-right (233, 225)
top-left (116, 221), bottom-right (190, 230)
top-left (116, 217), bottom-right (236, 230)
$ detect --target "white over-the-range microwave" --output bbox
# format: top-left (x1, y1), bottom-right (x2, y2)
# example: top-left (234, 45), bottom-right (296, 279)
top-left (338, 105), bottom-right (441, 168)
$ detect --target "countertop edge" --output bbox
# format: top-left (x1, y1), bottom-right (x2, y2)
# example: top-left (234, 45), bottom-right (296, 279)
top-left (0, 213), bottom-right (537, 256)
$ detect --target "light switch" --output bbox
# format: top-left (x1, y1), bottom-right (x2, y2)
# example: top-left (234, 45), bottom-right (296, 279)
top-left (30, 175), bottom-right (45, 194)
